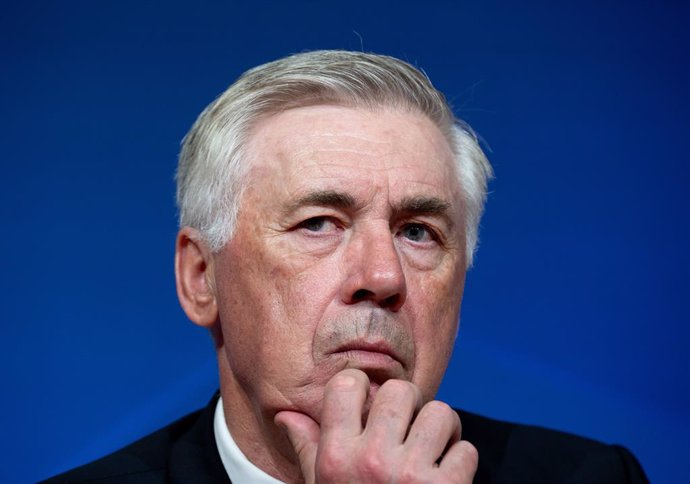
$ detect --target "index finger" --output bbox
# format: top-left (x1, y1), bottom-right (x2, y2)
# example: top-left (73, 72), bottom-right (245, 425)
top-left (319, 369), bottom-right (370, 440)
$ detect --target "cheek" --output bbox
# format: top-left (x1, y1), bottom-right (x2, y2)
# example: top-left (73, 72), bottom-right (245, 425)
top-left (408, 267), bottom-right (465, 399)
top-left (223, 234), bottom-right (302, 320)
top-left (266, 244), bottom-right (343, 324)
top-left (216, 234), bottom-right (343, 378)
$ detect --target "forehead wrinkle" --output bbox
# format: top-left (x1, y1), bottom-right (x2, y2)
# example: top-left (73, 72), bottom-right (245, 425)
top-left (302, 131), bottom-right (393, 145)
top-left (288, 126), bottom-right (393, 149)
top-left (286, 134), bottom-right (420, 172)
top-left (287, 146), bottom-right (400, 173)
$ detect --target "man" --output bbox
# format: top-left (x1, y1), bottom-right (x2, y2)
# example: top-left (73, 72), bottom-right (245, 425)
top-left (45, 50), bottom-right (648, 483)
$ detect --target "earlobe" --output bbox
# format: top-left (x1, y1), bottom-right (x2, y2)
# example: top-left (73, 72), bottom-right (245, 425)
top-left (175, 227), bottom-right (218, 328)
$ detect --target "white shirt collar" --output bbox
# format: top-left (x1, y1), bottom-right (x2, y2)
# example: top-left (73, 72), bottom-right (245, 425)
top-left (213, 396), bottom-right (286, 484)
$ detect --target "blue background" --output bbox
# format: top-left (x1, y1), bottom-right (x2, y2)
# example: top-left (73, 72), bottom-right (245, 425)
top-left (2, 1), bottom-right (688, 482)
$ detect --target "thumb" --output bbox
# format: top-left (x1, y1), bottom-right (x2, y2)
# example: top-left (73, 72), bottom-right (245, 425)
top-left (274, 410), bottom-right (320, 483)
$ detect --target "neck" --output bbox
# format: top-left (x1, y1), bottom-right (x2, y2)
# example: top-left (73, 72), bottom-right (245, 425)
top-left (217, 349), bottom-right (305, 483)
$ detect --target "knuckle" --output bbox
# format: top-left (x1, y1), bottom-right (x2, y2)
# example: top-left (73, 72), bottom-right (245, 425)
top-left (397, 464), bottom-right (425, 483)
top-left (376, 380), bottom-right (418, 412)
top-left (359, 451), bottom-right (388, 480)
top-left (461, 441), bottom-right (479, 468)
top-left (316, 446), bottom-right (348, 480)
top-left (380, 378), bottom-right (414, 395)
top-left (424, 400), bottom-right (455, 419)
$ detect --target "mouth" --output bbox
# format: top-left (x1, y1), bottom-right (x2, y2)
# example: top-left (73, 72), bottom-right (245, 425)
top-left (329, 339), bottom-right (406, 378)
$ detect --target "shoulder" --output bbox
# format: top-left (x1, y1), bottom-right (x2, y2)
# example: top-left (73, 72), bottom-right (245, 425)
top-left (40, 393), bottom-right (230, 484)
top-left (40, 410), bottom-right (202, 483)
top-left (457, 409), bottom-right (648, 484)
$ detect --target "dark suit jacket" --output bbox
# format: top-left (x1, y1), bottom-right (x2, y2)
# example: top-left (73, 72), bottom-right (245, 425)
top-left (42, 393), bottom-right (649, 483)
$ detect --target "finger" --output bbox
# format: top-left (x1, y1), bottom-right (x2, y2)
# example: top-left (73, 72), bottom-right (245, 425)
top-left (404, 400), bottom-right (461, 464)
top-left (439, 439), bottom-right (479, 483)
top-left (320, 369), bottom-right (370, 440)
top-left (363, 379), bottom-right (422, 445)
top-left (274, 410), bottom-right (320, 484)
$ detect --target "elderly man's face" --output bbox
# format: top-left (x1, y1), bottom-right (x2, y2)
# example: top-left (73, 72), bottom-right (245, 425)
top-left (212, 105), bottom-right (466, 422)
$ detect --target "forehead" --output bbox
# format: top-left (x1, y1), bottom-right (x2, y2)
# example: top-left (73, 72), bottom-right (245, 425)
top-left (243, 105), bottom-right (461, 206)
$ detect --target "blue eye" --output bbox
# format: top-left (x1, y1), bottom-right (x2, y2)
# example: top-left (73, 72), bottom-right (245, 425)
top-left (298, 217), bottom-right (337, 233)
top-left (401, 224), bottom-right (433, 242)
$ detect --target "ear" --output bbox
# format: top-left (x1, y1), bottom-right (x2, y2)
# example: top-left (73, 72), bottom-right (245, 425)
top-left (175, 227), bottom-right (218, 328)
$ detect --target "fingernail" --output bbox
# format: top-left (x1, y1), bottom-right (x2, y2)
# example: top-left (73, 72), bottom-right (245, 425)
top-left (332, 374), bottom-right (357, 389)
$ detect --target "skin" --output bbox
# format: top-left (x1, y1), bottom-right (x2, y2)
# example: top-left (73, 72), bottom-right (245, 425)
top-left (176, 105), bottom-right (477, 482)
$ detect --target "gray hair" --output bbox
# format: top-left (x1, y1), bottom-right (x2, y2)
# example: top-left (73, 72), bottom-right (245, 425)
top-left (176, 50), bottom-right (493, 267)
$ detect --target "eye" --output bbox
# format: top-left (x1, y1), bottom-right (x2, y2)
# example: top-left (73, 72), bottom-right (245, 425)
top-left (400, 223), bottom-right (435, 243)
top-left (297, 216), bottom-right (339, 234)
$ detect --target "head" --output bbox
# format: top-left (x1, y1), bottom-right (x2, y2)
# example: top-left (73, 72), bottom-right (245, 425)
top-left (174, 50), bottom-right (492, 477)
top-left (176, 50), bottom-right (491, 265)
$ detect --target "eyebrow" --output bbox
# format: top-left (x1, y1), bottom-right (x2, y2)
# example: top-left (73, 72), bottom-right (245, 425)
top-left (286, 191), bottom-right (452, 223)
top-left (395, 195), bottom-right (454, 229)
top-left (395, 195), bottom-right (450, 216)
top-left (286, 190), bottom-right (357, 212)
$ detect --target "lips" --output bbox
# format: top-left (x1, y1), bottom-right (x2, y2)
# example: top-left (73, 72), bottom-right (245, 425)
top-left (314, 310), bottom-right (415, 380)
top-left (331, 339), bottom-right (405, 368)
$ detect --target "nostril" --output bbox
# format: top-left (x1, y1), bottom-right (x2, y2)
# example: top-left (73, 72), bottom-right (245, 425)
top-left (352, 289), bottom-right (374, 301)
top-left (381, 294), bottom-right (401, 309)
top-left (349, 289), bottom-right (404, 310)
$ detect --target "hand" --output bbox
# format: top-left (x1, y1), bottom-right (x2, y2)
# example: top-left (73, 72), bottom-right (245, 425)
top-left (274, 369), bottom-right (478, 483)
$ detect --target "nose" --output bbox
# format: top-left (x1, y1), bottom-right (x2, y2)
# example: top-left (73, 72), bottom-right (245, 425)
top-left (341, 226), bottom-right (407, 311)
